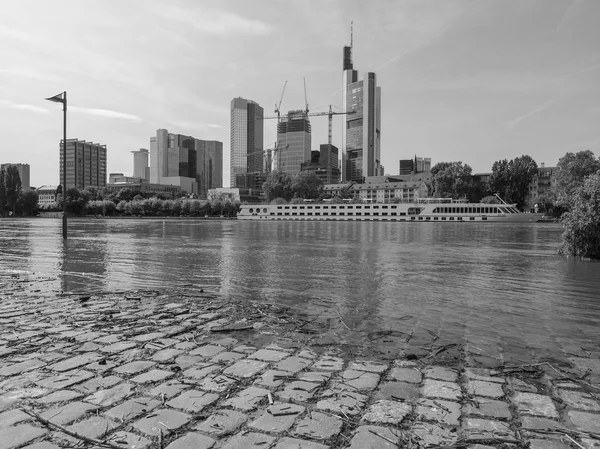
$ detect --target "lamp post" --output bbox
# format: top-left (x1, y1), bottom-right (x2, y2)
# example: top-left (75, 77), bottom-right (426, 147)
top-left (45, 91), bottom-right (67, 239)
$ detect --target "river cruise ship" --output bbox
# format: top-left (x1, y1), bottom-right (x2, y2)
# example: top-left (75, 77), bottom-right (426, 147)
top-left (238, 198), bottom-right (544, 223)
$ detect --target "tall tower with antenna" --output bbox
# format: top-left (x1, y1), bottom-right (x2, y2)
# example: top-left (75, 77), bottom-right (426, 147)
top-left (341, 22), bottom-right (382, 183)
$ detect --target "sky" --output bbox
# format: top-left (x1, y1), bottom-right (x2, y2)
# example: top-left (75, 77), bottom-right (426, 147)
top-left (1, 0), bottom-right (599, 188)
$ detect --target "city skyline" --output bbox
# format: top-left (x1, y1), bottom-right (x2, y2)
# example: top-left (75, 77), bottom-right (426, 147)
top-left (1, 0), bottom-right (599, 188)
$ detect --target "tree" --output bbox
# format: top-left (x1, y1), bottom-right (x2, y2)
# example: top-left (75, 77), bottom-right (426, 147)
top-left (0, 168), bottom-right (6, 216)
top-left (17, 190), bottom-right (39, 216)
top-left (559, 171), bottom-right (600, 259)
top-left (488, 155), bottom-right (538, 209)
top-left (291, 171), bottom-right (323, 199)
top-left (554, 150), bottom-right (600, 207)
top-left (480, 195), bottom-right (500, 204)
top-left (432, 162), bottom-right (474, 199)
top-left (430, 162), bottom-right (452, 177)
top-left (4, 165), bottom-right (22, 215)
top-left (263, 171), bottom-right (293, 202)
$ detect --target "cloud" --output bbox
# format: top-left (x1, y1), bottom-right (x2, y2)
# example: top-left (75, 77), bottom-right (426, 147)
top-left (0, 67), bottom-right (60, 81)
top-left (154, 5), bottom-right (272, 36)
top-left (0, 100), bottom-right (49, 114)
top-left (208, 124), bottom-right (222, 128)
top-left (0, 25), bottom-right (38, 44)
top-left (70, 106), bottom-right (143, 122)
top-left (506, 100), bottom-right (555, 128)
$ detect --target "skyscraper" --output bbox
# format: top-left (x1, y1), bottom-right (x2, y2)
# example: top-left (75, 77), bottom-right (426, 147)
top-left (59, 139), bottom-right (107, 189)
top-left (230, 97), bottom-right (264, 187)
top-left (341, 32), bottom-right (382, 183)
top-left (276, 109), bottom-right (311, 174)
top-left (131, 148), bottom-right (149, 180)
top-left (149, 129), bottom-right (223, 196)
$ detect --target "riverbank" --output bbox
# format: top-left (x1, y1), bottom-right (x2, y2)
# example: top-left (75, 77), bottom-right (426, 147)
top-left (1, 275), bottom-right (599, 448)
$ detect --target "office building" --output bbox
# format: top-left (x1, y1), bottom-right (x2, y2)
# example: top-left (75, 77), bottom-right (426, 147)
top-left (230, 97), bottom-right (264, 187)
top-left (300, 145), bottom-right (341, 184)
top-left (276, 109), bottom-right (311, 174)
top-left (149, 129), bottom-right (223, 196)
top-left (342, 36), bottom-right (381, 183)
top-left (131, 148), bottom-right (149, 180)
top-left (399, 156), bottom-right (431, 175)
top-left (0, 163), bottom-right (30, 190)
top-left (59, 139), bottom-right (107, 189)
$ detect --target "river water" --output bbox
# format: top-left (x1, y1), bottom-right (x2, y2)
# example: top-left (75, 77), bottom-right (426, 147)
top-left (1, 218), bottom-right (599, 364)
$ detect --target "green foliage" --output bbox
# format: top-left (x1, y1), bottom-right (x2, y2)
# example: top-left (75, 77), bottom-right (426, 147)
top-left (430, 162), bottom-right (452, 176)
top-left (554, 150), bottom-right (600, 208)
top-left (432, 162), bottom-right (474, 200)
top-left (270, 197), bottom-right (288, 205)
top-left (17, 190), bottom-right (39, 216)
top-left (4, 165), bottom-right (22, 214)
top-left (488, 155), bottom-right (538, 209)
top-left (559, 171), bottom-right (600, 259)
top-left (0, 168), bottom-right (5, 216)
top-left (263, 171), bottom-right (293, 202)
top-left (480, 195), bottom-right (500, 204)
top-left (291, 171), bottom-right (324, 200)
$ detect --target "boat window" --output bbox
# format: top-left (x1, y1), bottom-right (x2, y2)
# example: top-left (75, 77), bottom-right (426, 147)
top-left (400, 212), bottom-right (406, 216)
top-left (331, 206), bottom-right (337, 209)
top-left (323, 206), bottom-right (329, 209)
top-left (373, 205), bottom-right (379, 209)
top-left (292, 212), bottom-right (297, 216)
top-left (365, 212), bottom-right (370, 216)
top-left (249, 208), bottom-right (253, 213)
top-left (300, 206), bottom-right (305, 209)
top-left (434, 217), bottom-right (439, 220)
top-left (470, 217), bottom-right (475, 220)
top-left (307, 212), bottom-right (312, 216)
top-left (449, 217), bottom-right (454, 220)
top-left (323, 212), bottom-right (328, 215)
top-left (442, 217), bottom-right (446, 220)
top-left (356, 205), bottom-right (362, 209)
top-left (263, 208), bottom-right (267, 213)
top-left (299, 212), bottom-right (305, 216)
top-left (270, 212), bottom-right (275, 216)
top-left (373, 212), bottom-right (379, 216)
top-left (315, 212), bottom-right (320, 216)
top-left (339, 206), bottom-right (345, 209)
top-left (277, 206), bottom-right (282, 209)
top-left (284, 206), bottom-right (289, 209)
top-left (284, 212), bottom-right (289, 215)
top-left (277, 212), bottom-right (282, 215)
top-left (418, 217), bottom-right (423, 220)
top-left (364, 205), bottom-right (371, 209)
top-left (426, 217), bottom-right (431, 220)
top-left (339, 212), bottom-right (344, 216)
top-left (458, 217), bottom-right (463, 220)
top-left (391, 212), bottom-right (397, 216)
top-left (391, 205), bottom-right (397, 209)
top-left (307, 206), bottom-right (313, 209)
top-left (292, 206), bottom-right (297, 210)
top-left (356, 212), bottom-right (361, 216)
top-left (482, 216), bottom-right (487, 220)
top-left (382, 205), bottom-right (388, 209)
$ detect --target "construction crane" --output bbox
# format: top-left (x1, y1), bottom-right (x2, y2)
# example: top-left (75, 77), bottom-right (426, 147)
top-left (303, 77), bottom-right (309, 114)
top-left (274, 81), bottom-right (288, 121)
top-left (262, 106), bottom-right (356, 145)
top-left (247, 142), bottom-right (289, 174)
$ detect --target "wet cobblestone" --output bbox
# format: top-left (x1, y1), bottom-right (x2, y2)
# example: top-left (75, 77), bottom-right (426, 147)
top-left (0, 283), bottom-right (599, 448)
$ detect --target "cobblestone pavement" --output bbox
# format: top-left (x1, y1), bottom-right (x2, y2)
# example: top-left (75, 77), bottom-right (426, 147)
top-left (1, 278), bottom-right (599, 449)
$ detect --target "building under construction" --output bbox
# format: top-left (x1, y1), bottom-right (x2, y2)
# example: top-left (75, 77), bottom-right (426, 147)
top-left (276, 110), bottom-right (311, 174)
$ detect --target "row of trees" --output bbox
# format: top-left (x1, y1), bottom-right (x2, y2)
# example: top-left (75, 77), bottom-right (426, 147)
top-left (0, 166), bottom-right (40, 217)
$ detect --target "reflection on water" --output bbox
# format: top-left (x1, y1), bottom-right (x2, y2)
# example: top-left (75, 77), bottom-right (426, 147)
top-left (1, 217), bottom-right (599, 362)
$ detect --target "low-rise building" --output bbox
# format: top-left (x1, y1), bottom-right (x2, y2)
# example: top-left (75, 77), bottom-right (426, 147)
top-left (36, 185), bottom-right (59, 205)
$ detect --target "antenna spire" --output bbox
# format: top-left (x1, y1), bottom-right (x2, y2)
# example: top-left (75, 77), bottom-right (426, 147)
top-left (350, 21), bottom-right (353, 48)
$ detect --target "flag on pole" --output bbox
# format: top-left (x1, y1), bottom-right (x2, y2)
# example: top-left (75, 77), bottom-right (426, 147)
top-left (45, 92), bottom-right (65, 104)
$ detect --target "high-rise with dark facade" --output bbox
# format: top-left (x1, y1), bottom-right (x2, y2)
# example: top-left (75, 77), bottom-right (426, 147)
top-left (342, 35), bottom-right (382, 183)
top-left (276, 109), bottom-right (311, 174)
top-left (230, 97), bottom-right (264, 187)
top-left (131, 148), bottom-right (149, 180)
top-left (59, 139), bottom-right (107, 189)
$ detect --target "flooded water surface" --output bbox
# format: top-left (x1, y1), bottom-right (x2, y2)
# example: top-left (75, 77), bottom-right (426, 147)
top-left (1, 218), bottom-right (599, 363)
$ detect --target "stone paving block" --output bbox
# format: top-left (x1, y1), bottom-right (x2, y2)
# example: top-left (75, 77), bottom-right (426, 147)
top-left (298, 371), bottom-right (331, 383)
top-left (164, 432), bottom-right (216, 449)
top-left (40, 401), bottom-right (99, 425)
top-left (231, 345), bottom-right (257, 354)
top-left (100, 341), bottom-right (138, 353)
top-left (249, 403), bottom-right (305, 433)
top-left (35, 389), bottom-right (83, 404)
top-left (389, 367), bottom-right (422, 384)
top-left (223, 359), bottom-right (268, 379)
top-left (348, 425), bottom-right (400, 449)
top-left (422, 379), bottom-right (462, 401)
top-left (75, 342), bottom-right (102, 352)
top-left (48, 353), bottom-right (101, 372)
top-left (580, 438), bottom-right (600, 448)
top-left (190, 345), bottom-right (226, 358)
top-left (254, 370), bottom-right (291, 388)
top-left (527, 438), bottom-right (572, 449)
top-left (197, 374), bottom-right (237, 392)
top-left (21, 442), bottom-right (62, 449)
top-left (113, 360), bottom-right (156, 375)
top-left (424, 366), bottom-right (458, 382)
top-left (465, 367), bottom-right (505, 383)
top-left (75, 375), bottom-right (122, 393)
top-left (278, 381), bottom-right (321, 402)
top-left (297, 349), bottom-right (317, 359)
top-left (463, 398), bottom-right (512, 420)
top-left (0, 409), bottom-right (29, 428)
top-left (175, 355), bottom-right (204, 369)
top-left (105, 396), bottom-right (161, 421)
top-left (512, 392), bottom-right (559, 418)
top-left (417, 398), bottom-right (461, 425)
top-left (557, 389), bottom-right (600, 411)
top-left (174, 341), bottom-right (197, 350)
top-left (194, 409), bottom-right (248, 436)
top-left (210, 351), bottom-right (245, 364)
top-left (463, 418), bottom-right (518, 443)
top-left (348, 360), bottom-right (388, 373)
top-left (467, 380), bottom-right (505, 398)
top-left (74, 331), bottom-right (105, 342)
top-left (263, 342), bottom-right (293, 352)
top-left (363, 400), bottom-right (412, 425)
top-left (520, 416), bottom-right (569, 433)
top-left (87, 360), bottom-right (117, 373)
top-left (35, 369), bottom-right (94, 390)
top-left (133, 408), bottom-right (192, 436)
top-left (567, 410), bottom-right (600, 434)
top-left (312, 356), bottom-right (344, 371)
top-left (62, 416), bottom-right (117, 443)
top-left (210, 337), bottom-right (239, 348)
top-left (412, 422), bottom-right (459, 447)
top-left (0, 424), bottom-right (47, 449)
top-left (272, 437), bottom-right (329, 449)
top-left (509, 378), bottom-right (537, 393)
top-left (131, 369), bottom-right (174, 384)
top-left (223, 386), bottom-right (269, 411)
top-left (317, 388), bottom-right (368, 416)
top-left (0, 359), bottom-right (45, 376)
top-left (167, 390), bottom-right (219, 413)
top-left (375, 381), bottom-right (420, 403)
top-left (249, 349), bottom-right (289, 362)
top-left (221, 431), bottom-right (275, 449)
top-left (339, 369), bottom-right (380, 391)
top-left (102, 431), bottom-right (152, 449)
top-left (85, 382), bottom-right (134, 407)
top-left (276, 356), bottom-right (312, 373)
top-left (182, 363), bottom-right (222, 381)
top-left (149, 380), bottom-right (190, 398)
top-left (151, 348), bottom-right (184, 362)
top-left (293, 410), bottom-right (342, 440)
